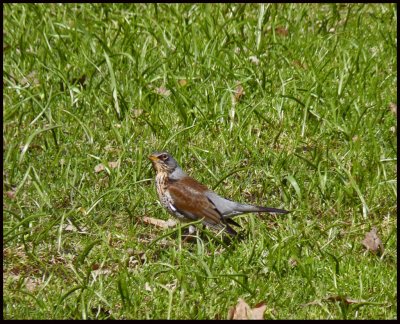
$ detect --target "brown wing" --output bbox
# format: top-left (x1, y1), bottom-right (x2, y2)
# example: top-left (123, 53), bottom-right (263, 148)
top-left (167, 177), bottom-right (222, 225)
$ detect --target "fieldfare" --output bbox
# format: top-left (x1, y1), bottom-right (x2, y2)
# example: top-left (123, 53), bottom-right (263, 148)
top-left (148, 151), bottom-right (289, 236)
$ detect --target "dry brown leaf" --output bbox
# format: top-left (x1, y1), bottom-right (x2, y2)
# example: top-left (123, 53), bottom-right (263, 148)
top-left (132, 109), bottom-right (144, 117)
top-left (92, 268), bottom-right (112, 277)
top-left (275, 26), bottom-right (289, 36)
top-left (144, 282), bottom-right (153, 292)
top-left (155, 85), bottom-right (171, 96)
top-left (64, 224), bottom-right (78, 232)
top-left (288, 257), bottom-right (298, 268)
top-left (94, 163), bottom-right (105, 173)
top-left (326, 296), bottom-right (366, 305)
top-left (92, 263), bottom-right (100, 270)
top-left (94, 161), bottom-right (119, 173)
top-left (20, 71), bottom-right (39, 87)
top-left (108, 161), bottom-right (119, 169)
top-left (292, 60), bottom-right (308, 69)
top-left (178, 79), bottom-right (188, 87)
top-left (64, 224), bottom-right (88, 234)
top-left (25, 277), bottom-right (41, 292)
top-left (77, 207), bottom-right (87, 214)
top-left (228, 298), bottom-right (266, 320)
top-left (249, 56), bottom-right (260, 65)
top-left (142, 216), bottom-right (177, 228)
top-left (302, 295), bottom-right (367, 307)
top-left (362, 227), bottom-right (384, 254)
top-left (233, 83), bottom-right (245, 103)
top-left (5, 190), bottom-right (16, 200)
top-left (251, 302), bottom-right (267, 319)
top-left (389, 102), bottom-right (397, 116)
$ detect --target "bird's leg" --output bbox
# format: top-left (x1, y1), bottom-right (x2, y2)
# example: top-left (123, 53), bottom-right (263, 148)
top-left (178, 225), bottom-right (198, 243)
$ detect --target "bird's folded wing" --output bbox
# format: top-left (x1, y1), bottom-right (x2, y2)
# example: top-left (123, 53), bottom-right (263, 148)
top-left (167, 178), bottom-right (222, 225)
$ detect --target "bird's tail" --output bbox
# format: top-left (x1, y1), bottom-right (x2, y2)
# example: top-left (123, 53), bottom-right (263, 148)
top-left (205, 192), bottom-right (289, 218)
top-left (230, 203), bottom-right (289, 216)
top-left (252, 206), bottom-right (289, 214)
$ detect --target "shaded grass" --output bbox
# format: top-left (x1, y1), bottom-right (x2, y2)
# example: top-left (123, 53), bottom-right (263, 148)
top-left (3, 3), bottom-right (397, 319)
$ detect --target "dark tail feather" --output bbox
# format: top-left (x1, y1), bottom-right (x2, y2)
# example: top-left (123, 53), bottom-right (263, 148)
top-left (256, 206), bottom-right (289, 214)
top-left (234, 203), bottom-right (289, 215)
top-left (223, 218), bottom-right (240, 236)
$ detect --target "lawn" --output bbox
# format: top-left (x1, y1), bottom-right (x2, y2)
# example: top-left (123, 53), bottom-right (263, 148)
top-left (3, 3), bottom-right (397, 319)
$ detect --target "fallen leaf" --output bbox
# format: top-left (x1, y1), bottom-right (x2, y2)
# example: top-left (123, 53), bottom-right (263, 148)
top-left (292, 60), bottom-right (308, 69)
top-left (94, 163), bottom-right (105, 173)
top-left (64, 224), bottom-right (88, 234)
top-left (5, 190), bottom-right (16, 200)
top-left (275, 26), bottom-right (289, 36)
top-left (362, 227), bottom-right (384, 254)
top-left (104, 145), bottom-right (120, 153)
top-left (228, 298), bottom-right (266, 320)
top-left (77, 207), bottom-right (87, 214)
top-left (107, 161), bottom-right (119, 169)
top-left (251, 302), bottom-right (267, 319)
top-left (389, 102), bottom-right (397, 116)
top-left (20, 71), bottom-right (39, 87)
top-left (302, 295), bottom-right (367, 307)
top-left (326, 296), bottom-right (367, 305)
top-left (144, 282), bottom-right (153, 292)
top-left (166, 279), bottom-right (178, 291)
top-left (142, 216), bottom-right (177, 228)
top-left (92, 263), bottom-right (100, 270)
top-left (288, 257), bottom-right (298, 268)
top-left (92, 268), bottom-right (112, 276)
top-left (233, 83), bottom-right (245, 103)
top-left (155, 85), bottom-right (171, 96)
top-left (128, 251), bottom-right (148, 268)
top-left (249, 56), bottom-right (260, 65)
top-left (25, 277), bottom-right (41, 292)
top-left (94, 161), bottom-right (119, 173)
top-left (64, 224), bottom-right (78, 232)
top-left (178, 79), bottom-right (188, 87)
top-left (132, 109), bottom-right (144, 117)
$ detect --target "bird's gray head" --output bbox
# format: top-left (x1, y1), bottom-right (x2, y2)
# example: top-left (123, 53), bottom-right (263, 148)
top-left (148, 151), bottom-right (179, 174)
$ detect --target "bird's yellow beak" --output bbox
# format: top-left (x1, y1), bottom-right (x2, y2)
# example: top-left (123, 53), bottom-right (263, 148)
top-left (148, 155), bottom-right (158, 162)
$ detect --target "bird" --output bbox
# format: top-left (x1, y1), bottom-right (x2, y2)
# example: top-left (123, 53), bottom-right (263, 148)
top-left (148, 151), bottom-right (289, 237)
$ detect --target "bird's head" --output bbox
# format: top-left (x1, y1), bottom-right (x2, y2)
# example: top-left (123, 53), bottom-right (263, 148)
top-left (148, 151), bottom-right (178, 174)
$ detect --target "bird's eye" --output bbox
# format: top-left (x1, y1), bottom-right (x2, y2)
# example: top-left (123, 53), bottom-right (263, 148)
top-left (160, 154), bottom-right (168, 161)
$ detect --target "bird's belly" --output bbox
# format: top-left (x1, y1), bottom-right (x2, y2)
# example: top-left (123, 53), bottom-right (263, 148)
top-left (157, 187), bottom-right (187, 221)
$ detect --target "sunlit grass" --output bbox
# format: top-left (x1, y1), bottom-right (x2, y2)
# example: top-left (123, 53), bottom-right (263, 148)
top-left (3, 3), bottom-right (397, 319)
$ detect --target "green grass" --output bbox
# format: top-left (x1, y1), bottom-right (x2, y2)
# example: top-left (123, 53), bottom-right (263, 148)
top-left (3, 3), bottom-right (397, 319)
